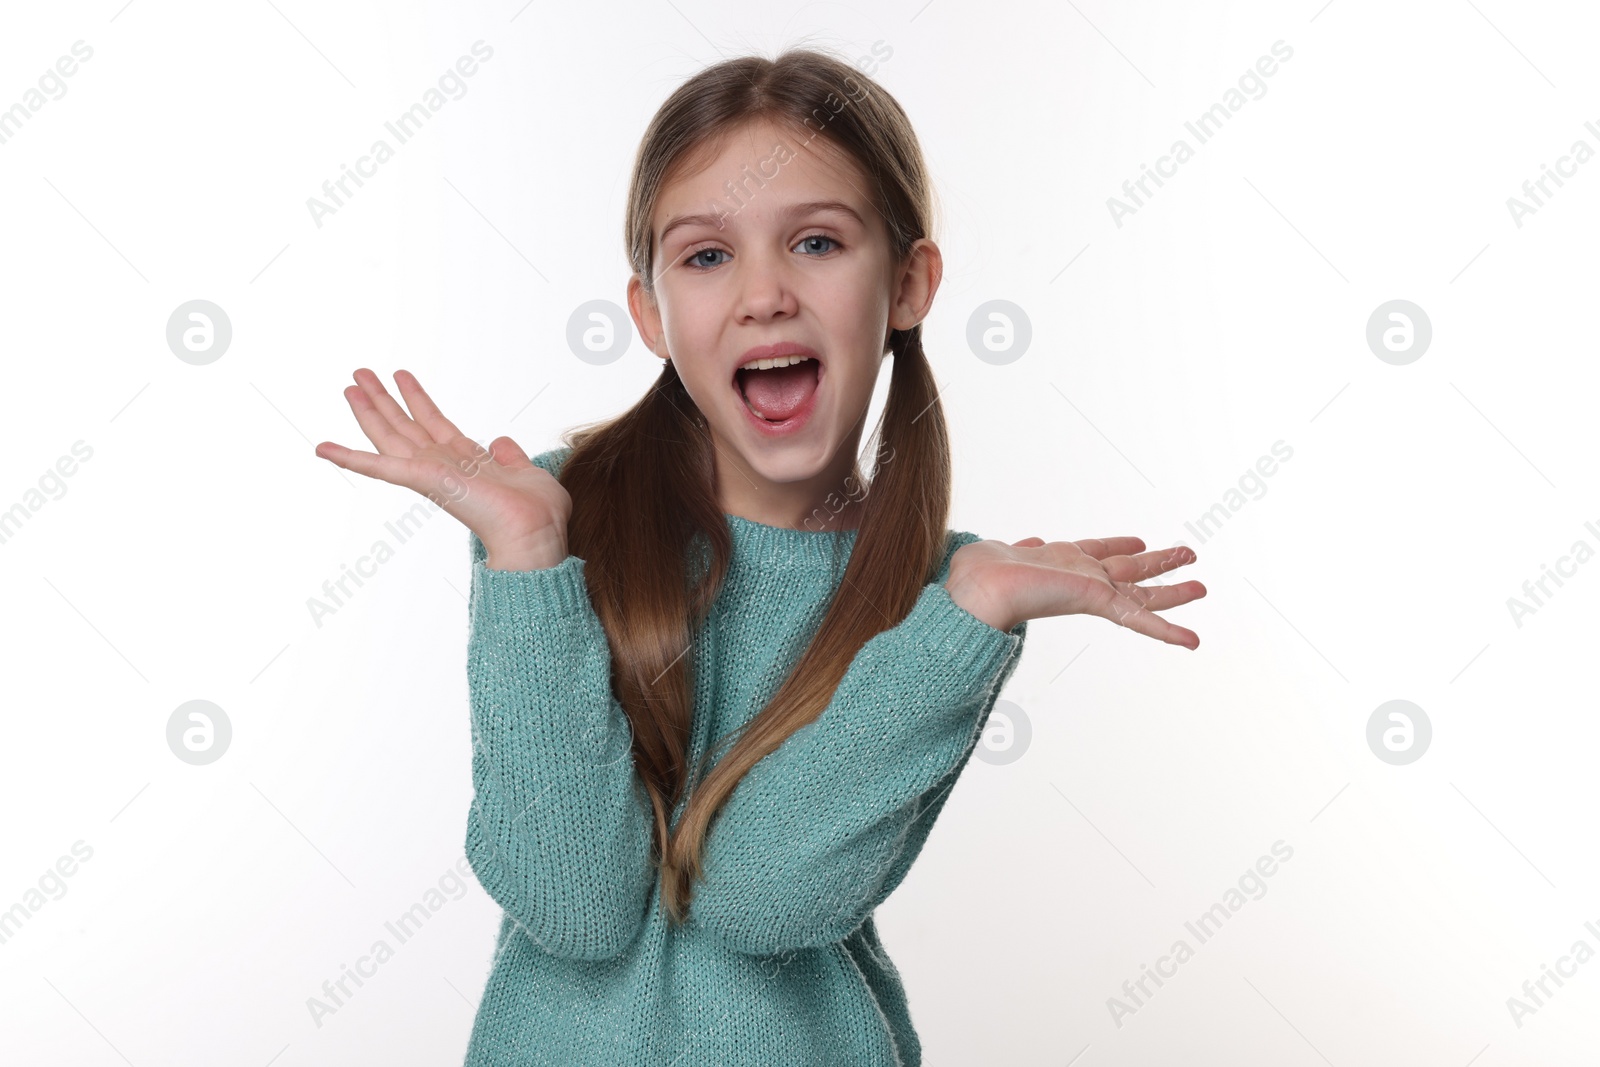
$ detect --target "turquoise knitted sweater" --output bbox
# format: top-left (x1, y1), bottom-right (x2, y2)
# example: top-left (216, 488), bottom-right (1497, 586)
top-left (461, 446), bottom-right (1028, 1066)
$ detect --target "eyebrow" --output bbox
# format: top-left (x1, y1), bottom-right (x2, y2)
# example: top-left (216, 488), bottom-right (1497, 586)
top-left (658, 199), bottom-right (865, 247)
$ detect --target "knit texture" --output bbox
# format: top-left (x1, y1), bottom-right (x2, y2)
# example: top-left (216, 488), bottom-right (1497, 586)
top-left (462, 446), bottom-right (1028, 1066)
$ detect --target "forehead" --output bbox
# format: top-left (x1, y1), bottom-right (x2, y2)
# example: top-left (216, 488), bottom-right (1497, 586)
top-left (653, 118), bottom-right (875, 238)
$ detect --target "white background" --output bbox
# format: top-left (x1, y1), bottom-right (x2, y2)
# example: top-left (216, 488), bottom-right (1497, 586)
top-left (1, 0), bottom-right (1596, 1064)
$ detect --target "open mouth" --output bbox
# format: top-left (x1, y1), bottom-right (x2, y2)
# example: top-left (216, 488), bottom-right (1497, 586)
top-left (733, 356), bottom-right (821, 423)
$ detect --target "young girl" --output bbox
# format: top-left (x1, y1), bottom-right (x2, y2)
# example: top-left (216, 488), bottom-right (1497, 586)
top-left (315, 47), bottom-right (1203, 1067)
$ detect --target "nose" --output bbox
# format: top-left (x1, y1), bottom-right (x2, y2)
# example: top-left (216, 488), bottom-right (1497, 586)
top-left (734, 246), bottom-right (800, 323)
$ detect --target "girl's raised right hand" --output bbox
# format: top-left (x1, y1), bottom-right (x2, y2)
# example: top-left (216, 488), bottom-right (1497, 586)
top-left (314, 368), bottom-right (571, 570)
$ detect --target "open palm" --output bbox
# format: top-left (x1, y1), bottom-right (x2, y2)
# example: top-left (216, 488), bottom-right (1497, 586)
top-left (948, 536), bottom-right (1205, 648)
top-left (314, 368), bottom-right (570, 564)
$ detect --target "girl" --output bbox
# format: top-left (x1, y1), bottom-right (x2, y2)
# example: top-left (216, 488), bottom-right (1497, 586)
top-left (315, 46), bottom-right (1203, 1067)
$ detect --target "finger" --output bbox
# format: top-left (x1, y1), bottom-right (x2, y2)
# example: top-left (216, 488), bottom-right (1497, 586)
top-left (1098, 590), bottom-right (1200, 649)
top-left (393, 369), bottom-right (469, 444)
top-left (343, 383), bottom-right (418, 457)
top-left (315, 441), bottom-right (430, 491)
top-left (1072, 536), bottom-right (1147, 560)
top-left (353, 368), bottom-right (432, 449)
top-left (1121, 579), bottom-right (1207, 612)
top-left (489, 435), bottom-right (533, 469)
top-left (1102, 545), bottom-right (1197, 583)
top-left (1011, 537), bottom-right (1046, 548)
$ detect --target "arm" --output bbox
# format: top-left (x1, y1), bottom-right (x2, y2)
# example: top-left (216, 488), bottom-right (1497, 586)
top-left (463, 453), bottom-right (656, 961)
top-left (314, 381), bottom-right (651, 958)
top-left (685, 533), bottom-right (1028, 956)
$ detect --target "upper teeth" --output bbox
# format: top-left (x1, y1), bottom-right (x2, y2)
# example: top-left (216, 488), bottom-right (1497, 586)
top-left (740, 354), bottom-right (813, 371)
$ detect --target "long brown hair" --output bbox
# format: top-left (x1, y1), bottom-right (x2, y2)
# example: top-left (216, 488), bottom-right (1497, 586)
top-left (555, 46), bottom-right (954, 926)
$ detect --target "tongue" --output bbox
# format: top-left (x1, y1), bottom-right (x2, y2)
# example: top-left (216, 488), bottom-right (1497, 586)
top-left (739, 361), bottom-right (817, 422)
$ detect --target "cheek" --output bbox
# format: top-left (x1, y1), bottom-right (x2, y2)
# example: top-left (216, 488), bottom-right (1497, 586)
top-left (658, 307), bottom-right (717, 377)
top-left (674, 353), bottom-right (738, 418)
top-left (821, 281), bottom-right (890, 346)
top-left (678, 361), bottom-right (724, 406)
top-left (831, 358), bottom-right (885, 416)
top-left (654, 279), bottom-right (715, 337)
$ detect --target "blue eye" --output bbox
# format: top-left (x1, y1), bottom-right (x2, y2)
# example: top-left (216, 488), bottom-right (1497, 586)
top-left (685, 248), bottom-right (728, 270)
top-left (680, 233), bottom-right (840, 272)
top-left (794, 234), bottom-right (838, 255)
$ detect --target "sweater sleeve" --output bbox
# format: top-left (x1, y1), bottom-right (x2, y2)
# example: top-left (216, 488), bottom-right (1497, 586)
top-left (686, 532), bottom-right (1028, 956)
top-left (462, 448), bottom-right (656, 961)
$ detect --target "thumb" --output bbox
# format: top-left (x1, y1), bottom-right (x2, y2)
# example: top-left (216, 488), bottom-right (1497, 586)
top-left (1011, 537), bottom-right (1046, 548)
top-left (487, 436), bottom-right (533, 469)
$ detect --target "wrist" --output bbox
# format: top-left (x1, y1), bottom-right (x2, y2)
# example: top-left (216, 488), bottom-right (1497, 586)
top-left (484, 525), bottom-right (568, 571)
top-left (944, 571), bottom-right (1016, 632)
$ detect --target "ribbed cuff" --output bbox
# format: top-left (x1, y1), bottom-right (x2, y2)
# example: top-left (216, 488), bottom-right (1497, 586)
top-left (470, 554), bottom-right (595, 625)
top-left (896, 581), bottom-right (1025, 693)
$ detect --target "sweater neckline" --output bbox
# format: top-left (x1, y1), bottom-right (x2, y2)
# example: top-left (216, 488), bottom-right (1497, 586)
top-left (721, 513), bottom-right (859, 566)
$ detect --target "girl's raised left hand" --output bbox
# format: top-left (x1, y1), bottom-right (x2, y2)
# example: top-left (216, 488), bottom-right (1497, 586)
top-left (945, 536), bottom-right (1205, 649)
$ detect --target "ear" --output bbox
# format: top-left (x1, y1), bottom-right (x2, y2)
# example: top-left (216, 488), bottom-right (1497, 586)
top-left (628, 274), bottom-right (669, 358)
top-left (888, 238), bottom-right (943, 332)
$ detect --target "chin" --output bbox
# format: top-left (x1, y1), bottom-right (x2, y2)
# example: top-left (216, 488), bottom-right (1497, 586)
top-left (731, 442), bottom-right (830, 480)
